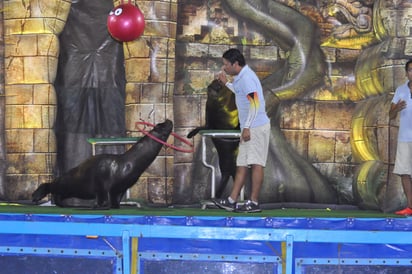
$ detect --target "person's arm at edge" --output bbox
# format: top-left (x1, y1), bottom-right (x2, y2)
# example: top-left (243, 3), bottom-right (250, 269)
top-left (389, 103), bottom-right (398, 120)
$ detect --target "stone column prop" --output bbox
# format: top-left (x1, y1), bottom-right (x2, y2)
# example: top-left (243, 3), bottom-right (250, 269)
top-left (121, 0), bottom-right (176, 204)
top-left (0, 0), bottom-right (5, 198)
top-left (3, 0), bottom-right (70, 200)
top-left (350, 0), bottom-right (412, 212)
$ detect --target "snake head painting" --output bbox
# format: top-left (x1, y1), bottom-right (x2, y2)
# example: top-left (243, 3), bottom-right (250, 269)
top-left (180, 0), bottom-right (338, 205)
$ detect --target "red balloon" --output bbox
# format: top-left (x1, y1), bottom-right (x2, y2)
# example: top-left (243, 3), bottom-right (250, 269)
top-left (107, 4), bottom-right (145, 42)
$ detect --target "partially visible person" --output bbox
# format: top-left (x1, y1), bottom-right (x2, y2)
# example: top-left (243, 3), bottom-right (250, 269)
top-left (213, 48), bottom-right (270, 213)
top-left (390, 59), bottom-right (412, 216)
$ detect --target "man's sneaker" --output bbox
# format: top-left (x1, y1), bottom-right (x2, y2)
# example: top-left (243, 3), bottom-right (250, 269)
top-left (236, 200), bottom-right (261, 213)
top-left (213, 198), bottom-right (236, 211)
top-left (395, 207), bottom-right (412, 216)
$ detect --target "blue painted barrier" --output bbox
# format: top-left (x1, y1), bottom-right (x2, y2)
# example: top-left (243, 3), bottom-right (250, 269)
top-left (0, 214), bottom-right (411, 273)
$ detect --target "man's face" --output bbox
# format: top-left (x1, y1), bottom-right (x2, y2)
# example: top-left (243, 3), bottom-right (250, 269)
top-left (407, 64), bottom-right (412, 80)
top-left (222, 58), bottom-right (238, 76)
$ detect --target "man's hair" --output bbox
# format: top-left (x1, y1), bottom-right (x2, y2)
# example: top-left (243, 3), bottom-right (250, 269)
top-left (222, 48), bottom-right (246, 67)
top-left (405, 59), bottom-right (412, 71)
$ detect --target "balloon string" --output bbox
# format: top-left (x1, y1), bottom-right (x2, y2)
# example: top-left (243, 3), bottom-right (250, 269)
top-left (135, 121), bottom-right (194, 153)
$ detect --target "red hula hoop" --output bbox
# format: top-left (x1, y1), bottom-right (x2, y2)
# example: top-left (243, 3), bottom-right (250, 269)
top-left (135, 121), bottom-right (194, 153)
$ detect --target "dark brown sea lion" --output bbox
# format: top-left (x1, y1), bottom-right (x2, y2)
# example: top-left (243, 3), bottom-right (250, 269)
top-left (32, 119), bottom-right (173, 209)
top-left (187, 79), bottom-right (239, 198)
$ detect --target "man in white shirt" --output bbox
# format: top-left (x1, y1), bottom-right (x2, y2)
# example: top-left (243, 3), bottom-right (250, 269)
top-left (390, 59), bottom-right (412, 215)
top-left (214, 48), bottom-right (270, 213)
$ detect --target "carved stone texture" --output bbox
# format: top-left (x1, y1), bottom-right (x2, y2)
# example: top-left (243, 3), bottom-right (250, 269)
top-left (123, 0), bottom-right (177, 204)
top-left (3, 0), bottom-right (69, 200)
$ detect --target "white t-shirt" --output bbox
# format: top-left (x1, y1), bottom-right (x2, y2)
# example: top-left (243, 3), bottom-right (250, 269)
top-left (392, 80), bottom-right (412, 142)
top-left (225, 65), bottom-right (270, 129)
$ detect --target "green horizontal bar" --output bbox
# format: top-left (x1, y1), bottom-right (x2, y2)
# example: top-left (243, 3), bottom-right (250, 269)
top-left (87, 137), bottom-right (141, 144)
top-left (199, 130), bottom-right (240, 134)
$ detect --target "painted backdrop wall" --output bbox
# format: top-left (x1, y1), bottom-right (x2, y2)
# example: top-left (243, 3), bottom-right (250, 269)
top-left (1, 0), bottom-right (410, 212)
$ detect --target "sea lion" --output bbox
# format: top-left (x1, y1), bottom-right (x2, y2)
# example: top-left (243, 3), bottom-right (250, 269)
top-left (187, 79), bottom-right (239, 198)
top-left (32, 119), bottom-right (173, 209)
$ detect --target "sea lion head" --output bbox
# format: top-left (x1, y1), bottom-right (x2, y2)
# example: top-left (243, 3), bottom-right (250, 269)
top-left (207, 80), bottom-right (237, 116)
top-left (207, 79), bottom-right (225, 98)
top-left (151, 119), bottom-right (173, 141)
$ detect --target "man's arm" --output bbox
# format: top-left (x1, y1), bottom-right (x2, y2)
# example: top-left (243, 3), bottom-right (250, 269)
top-left (244, 92), bottom-right (259, 129)
top-left (225, 82), bottom-right (235, 92)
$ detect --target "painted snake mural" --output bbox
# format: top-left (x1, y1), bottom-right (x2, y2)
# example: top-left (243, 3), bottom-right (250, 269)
top-left (187, 0), bottom-right (338, 205)
top-left (224, 0), bottom-right (326, 100)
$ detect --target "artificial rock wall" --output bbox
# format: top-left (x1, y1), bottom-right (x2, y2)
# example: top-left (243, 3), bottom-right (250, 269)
top-left (3, 0), bottom-right (177, 203)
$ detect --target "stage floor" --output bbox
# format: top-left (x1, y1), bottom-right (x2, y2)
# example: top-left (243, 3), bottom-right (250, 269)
top-left (0, 200), bottom-right (400, 217)
top-left (0, 202), bottom-right (411, 274)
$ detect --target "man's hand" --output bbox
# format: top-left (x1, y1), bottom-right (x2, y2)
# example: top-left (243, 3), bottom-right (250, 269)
top-left (216, 69), bottom-right (228, 85)
top-left (241, 128), bottom-right (250, 142)
top-left (389, 99), bottom-right (407, 120)
top-left (397, 99), bottom-right (407, 110)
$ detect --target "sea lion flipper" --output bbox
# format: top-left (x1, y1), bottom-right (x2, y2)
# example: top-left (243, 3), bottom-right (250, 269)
top-left (187, 127), bottom-right (203, 138)
top-left (32, 183), bottom-right (51, 204)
